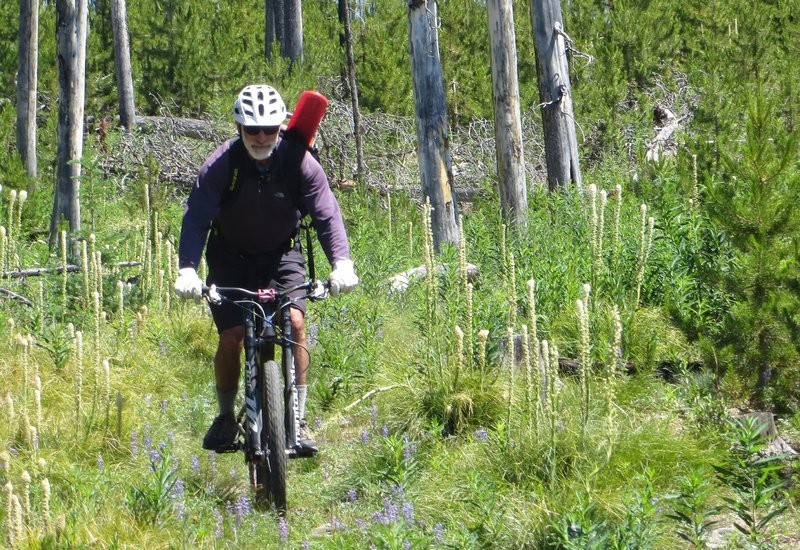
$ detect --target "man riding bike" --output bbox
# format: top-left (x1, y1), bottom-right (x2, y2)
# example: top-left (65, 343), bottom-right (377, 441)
top-left (174, 84), bottom-right (359, 452)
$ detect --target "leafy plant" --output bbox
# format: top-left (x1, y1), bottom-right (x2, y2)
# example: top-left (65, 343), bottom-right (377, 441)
top-left (666, 467), bottom-right (723, 549)
top-left (547, 496), bottom-right (609, 550)
top-left (713, 416), bottom-right (789, 543)
top-left (126, 445), bottom-right (180, 526)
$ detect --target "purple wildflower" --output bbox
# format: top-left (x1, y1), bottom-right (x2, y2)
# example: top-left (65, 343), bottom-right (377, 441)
top-left (279, 517), bottom-right (288, 541)
top-left (301, 543), bottom-right (310, 550)
top-left (130, 430), bottom-right (139, 456)
top-left (175, 501), bottom-right (185, 520)
top-left (381, 425), bottom-right (389, 437)
top-left (361, 430), bottom-right (369, 444)
top-left (96, 454), bottom-right (104, 470)
top-left (370, 404), bottom-right (378, 423)
top-left (355, 518), bottom-right (366, 529)
top-left (403, 541), bottom-right (411, 550)
top-left (208, 451), bottom-right (217, 475)
top-left (160, 399), bottom-right (168, 413)
top-left (383, 497), bottom-right (398, 523)
top-left (191, 455), bottom-right (200, 475)
top-left (372, 510), bottom-right (389, 525)
top-left (402, 500), bottom-right (414, 523)
top-left (332, 516), bottom-right (347, 531)
top-left (172, 478), bottom-right (184, 498)
top-left (143, 424), bottom-right (152, 450)
top-left (434, 523), bottom-right (444, 543)
top-left (213, 509), bottom-right (223, 539)
top-left (148, 449), bottom-right (160, 467)
top-left (474, 427), bottom-right (488, 441)
top-left (347, 488), bottom-right (358, 502)
top-left (235, 496), bottom-right (251, 525)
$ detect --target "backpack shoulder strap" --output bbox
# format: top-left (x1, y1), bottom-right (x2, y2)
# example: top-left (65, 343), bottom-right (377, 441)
top-left (222, 138), bottom-right (248, 205)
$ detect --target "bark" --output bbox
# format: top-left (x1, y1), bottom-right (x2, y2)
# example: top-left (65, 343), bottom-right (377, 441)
top-left (530, 0), bottom-right (582, 191)
top-left (487, 0), bottom-right (527, 225)
top-left (111, 0), bottom-right (136, 129)
top-left (16, 0), bottom-right (39, 179)
top-left (265, 0), bottom-right (276, 59)
top-left (339, 0), bottom-right (365, 184)
top-left (408, 0), bottom-right (459, 251)
top-left (283, 0), bottom-right (304, 62)
top-left (267, 0), bottom-right (285, 60)
top-left (51, 0), bottom-right (88, 247)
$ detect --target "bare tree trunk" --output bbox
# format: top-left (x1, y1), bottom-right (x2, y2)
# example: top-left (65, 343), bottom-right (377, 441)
top-left (408, 0), bottom-right (459, 251)
top-left (16, 0), bottom-right (39, 179)
top-left (487, 0), bottom-right (527, 225)
top-left (283, 0), bottom-right (303, 63)
top-left (50, 0), bottom-right (88, 247)
top-left (530, 0), bottom-right (582, 191)
top-left (111, 0), bottom-right (135, 129)
top-left (265, 0), bottom-right (276, 59)
top-left (269, 0), bottom-right (286, 60)
top-left (338, 0), bottom-right (365, 184)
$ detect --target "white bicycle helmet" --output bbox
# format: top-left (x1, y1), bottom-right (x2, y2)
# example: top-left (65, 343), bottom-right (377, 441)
top-left (233, 84), bottom-right (287, 126)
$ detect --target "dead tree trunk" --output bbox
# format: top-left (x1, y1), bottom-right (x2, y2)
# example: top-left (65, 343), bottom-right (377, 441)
top-left (111, 0), bottom-right (135, 130)
top-left (530, 0), bottom-right (582, 191)
top-left (283, 0), bottom-right (304, 63)
top-left (408, 0), bottom-right (459, 252)
top-left (266, 0), bottom-right (284, 60)
top-left (338, 0), bottom-right (365, 184)
top-left (487, 0), bottom-right (527, 225)
top-left (51, 0), bottom-right (88, 247)
top-left (16, 0), bottom-right (39, 179)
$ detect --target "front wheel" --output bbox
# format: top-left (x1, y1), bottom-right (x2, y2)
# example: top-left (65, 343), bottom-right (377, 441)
top-left (254, 359), bottom-right (287, 512)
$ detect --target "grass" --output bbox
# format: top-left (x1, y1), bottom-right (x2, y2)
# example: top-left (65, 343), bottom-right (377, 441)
top-left (1, 135), bottom-right (798, 548)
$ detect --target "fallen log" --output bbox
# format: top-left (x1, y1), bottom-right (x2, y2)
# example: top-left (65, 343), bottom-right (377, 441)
top-left (134, 115), bottom-right (231, 141)
top-left (1, 261), bottom-right (142, 279)
top-left (0, 287), bottom-right (34, 307)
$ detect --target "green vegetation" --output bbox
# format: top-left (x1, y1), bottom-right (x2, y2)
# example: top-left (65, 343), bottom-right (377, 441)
top-left (1, 0), bottom-right (799, 547)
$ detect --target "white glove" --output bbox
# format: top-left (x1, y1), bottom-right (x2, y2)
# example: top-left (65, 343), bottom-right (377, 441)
top-left (174, 267), bottom-right (203, 301)
top-left (329, 259), bottom-right (359, 296)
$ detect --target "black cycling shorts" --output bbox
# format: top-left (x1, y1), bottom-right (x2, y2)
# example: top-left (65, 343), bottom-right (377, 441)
top-left (205, 235), bottom-right (307, 332)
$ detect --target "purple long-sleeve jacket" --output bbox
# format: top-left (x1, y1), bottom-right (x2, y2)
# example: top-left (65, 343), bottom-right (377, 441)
top-left (178, 137), bottom-right (350, 269)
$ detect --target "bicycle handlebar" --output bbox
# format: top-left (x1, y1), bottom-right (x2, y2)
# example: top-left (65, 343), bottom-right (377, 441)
top-left (202, 280), bottom-right (330, 305)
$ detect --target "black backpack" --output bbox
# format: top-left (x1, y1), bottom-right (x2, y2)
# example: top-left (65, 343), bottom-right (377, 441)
top-left (223, 131), bottom-right (321, 278)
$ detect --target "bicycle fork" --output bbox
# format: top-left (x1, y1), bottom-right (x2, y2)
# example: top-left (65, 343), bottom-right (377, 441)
top-left (282, 312), bottom-right (301, 451)
top-left (243, 316), bottom-right (264, 460)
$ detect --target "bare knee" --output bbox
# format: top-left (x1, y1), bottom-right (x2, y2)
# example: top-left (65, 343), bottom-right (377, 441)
top-left (218, 326), bottom-right (244, 356)
top-left (289, 309), bottom-right (305, 340)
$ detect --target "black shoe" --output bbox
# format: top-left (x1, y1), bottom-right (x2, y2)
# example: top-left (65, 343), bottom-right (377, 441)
top-left (297, 419), bottom-right (319, 454)
top-left (202, 414), bottom-right (239, 451)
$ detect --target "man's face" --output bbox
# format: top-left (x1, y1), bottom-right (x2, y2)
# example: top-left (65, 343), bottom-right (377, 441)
top-left (240, 124), bottom-right (281, 161)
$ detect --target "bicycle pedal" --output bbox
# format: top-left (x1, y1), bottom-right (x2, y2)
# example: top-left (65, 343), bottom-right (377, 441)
top-left (290, 442), bottom-right (319, 458)
top-left (213, 443), bottom-right (240, 454)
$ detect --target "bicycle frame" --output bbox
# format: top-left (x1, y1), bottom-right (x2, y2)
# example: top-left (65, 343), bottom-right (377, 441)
top-left (207, 281), bottom-right (323, 459)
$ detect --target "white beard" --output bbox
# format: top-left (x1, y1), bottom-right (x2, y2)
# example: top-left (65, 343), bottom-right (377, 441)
top-left (243, 140), bottom-right (276, 161)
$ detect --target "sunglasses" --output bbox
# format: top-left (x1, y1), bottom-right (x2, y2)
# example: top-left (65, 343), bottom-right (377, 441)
top-left (242, 125), bottom-right (281, 136)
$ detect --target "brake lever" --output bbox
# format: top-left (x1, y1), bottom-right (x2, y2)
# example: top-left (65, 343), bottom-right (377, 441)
top-left (309, 280), bottom-right (328, 301)
top-left (206, 284), bottom-right (222, 305)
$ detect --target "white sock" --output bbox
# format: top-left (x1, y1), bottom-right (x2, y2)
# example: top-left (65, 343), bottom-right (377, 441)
top-left (297, 385), bottom-right (308, 421)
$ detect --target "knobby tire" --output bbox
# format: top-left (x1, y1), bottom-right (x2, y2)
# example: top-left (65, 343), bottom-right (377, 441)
top-left (255, 359), bottom-right (287, 513)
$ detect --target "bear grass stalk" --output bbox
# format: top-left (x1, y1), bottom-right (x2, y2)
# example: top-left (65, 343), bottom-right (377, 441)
top-left (61, 230), bottom-right (68, 314)
top-left (634, 205), bottom-right (655, 309)
top-left (75, 331), bottom-right (83, 426)
top-left (612, 184), bottom-right (623, 267)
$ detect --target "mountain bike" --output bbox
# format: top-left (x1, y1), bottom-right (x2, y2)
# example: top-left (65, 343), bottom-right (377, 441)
top-left (203, 280), bottom-right (327, 513)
